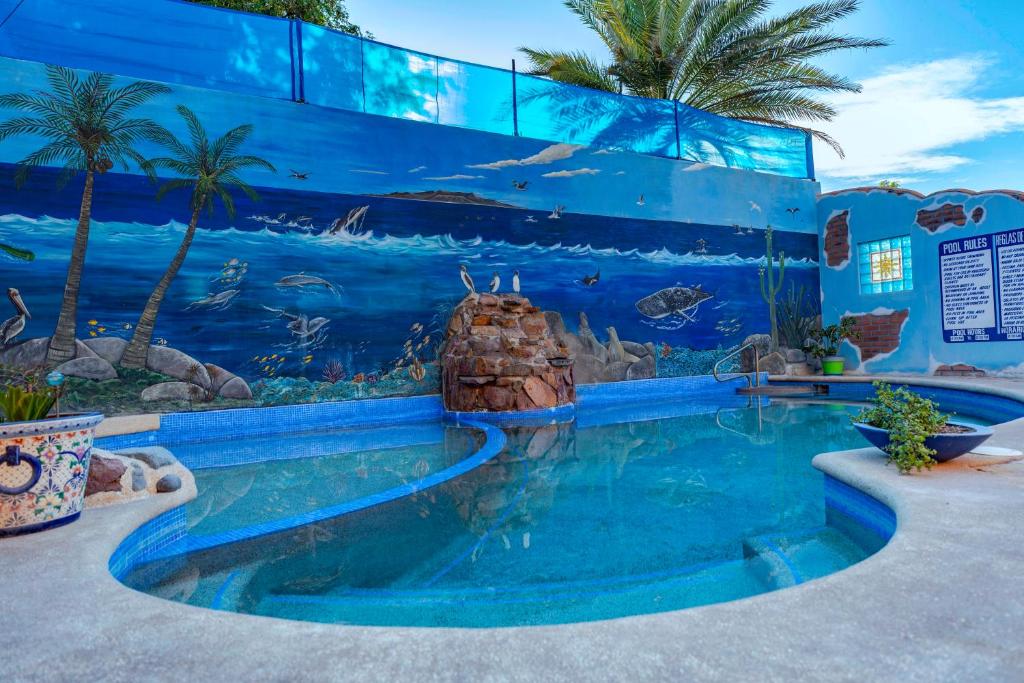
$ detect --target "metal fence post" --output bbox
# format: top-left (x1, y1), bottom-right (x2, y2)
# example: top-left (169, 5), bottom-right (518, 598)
top-left (360, 37), bottom-right (367, 113)
top-left (673, 100), bottom-right (682, 160)
top-left (288, 19), bottom-right (296, 102)
top-left (295, 19), bottom-right (305, 102)
top-left (511, 59), bottom-right (520, 137)
top-left (804, 130), bottom-right (816, 181)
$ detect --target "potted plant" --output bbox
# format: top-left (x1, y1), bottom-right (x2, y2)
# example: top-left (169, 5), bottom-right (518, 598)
top-left (0, 368), bottom-right (103, 536)
top-left (805, 317), bottom-right (858, 375)
top-left (852, 382), bottom-right (992, 473)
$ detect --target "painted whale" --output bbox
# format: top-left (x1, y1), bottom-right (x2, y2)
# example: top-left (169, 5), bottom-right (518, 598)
top-left (635, 286), bottom-right (713, 320)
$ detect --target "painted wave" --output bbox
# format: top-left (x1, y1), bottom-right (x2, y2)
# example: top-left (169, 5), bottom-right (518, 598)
top-left (0, 213), bottom-right (818, 269)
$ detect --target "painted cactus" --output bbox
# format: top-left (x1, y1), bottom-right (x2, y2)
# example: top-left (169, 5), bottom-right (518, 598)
top-left (759, 226), bottom-right (786, 351)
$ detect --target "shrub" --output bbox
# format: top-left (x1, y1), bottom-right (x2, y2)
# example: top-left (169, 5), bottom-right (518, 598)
top-left (805, 317), bottom-right (858, 359)
top-left (854, 382), bottom-right (949, 474)
top-left (0, 367), bottom-right (57, 422)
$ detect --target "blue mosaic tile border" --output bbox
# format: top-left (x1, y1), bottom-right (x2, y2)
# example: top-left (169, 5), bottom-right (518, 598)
top-left (108, 506), bottom-right (188, 580)
top-left (98, 394), bottom-right (444, 451)
top-left (824, 475), bottom-right (897, 543)
top-left (445, 403), bottom-right (576, 427)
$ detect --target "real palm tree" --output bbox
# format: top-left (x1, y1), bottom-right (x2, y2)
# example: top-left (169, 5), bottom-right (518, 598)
top-left (0, 65), bottom-right (170, 364)
top-left (120, 105), bottom-right (275, 369)
top-left (521, 0), bottom-right (886, 153)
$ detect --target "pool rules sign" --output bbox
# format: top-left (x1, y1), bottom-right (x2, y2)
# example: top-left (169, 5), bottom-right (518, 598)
top-left (939, 228), bottom-right (1024, 343)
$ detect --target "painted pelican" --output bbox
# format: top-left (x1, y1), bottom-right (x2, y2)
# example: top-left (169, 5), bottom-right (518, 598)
top-left (459, 265), bottom-right (476, 294)
top-left (489, 272), bottom-right (500, 293)
top-left (512, 270), bottom-right (521, 294)
top-left (0, 288), bottom-right (29, 346)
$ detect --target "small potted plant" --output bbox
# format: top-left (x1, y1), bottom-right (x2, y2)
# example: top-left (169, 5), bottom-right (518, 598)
top-left (852, 382), bottom-right (992, 473)
top-left (805, 317), bottom-right (858, 375)
top-left (0, 368), bottom-right (103, 536)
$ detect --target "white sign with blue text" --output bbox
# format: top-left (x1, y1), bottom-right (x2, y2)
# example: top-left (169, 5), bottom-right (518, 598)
top-left (940, 228), bottom-right (1024, 343)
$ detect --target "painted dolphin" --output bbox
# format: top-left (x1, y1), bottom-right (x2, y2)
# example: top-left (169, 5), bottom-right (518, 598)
top-left (275, 274), bottom-right (338, 293)
top-left (187, 289), bottom-right (239, 310)
top-left (635, 286), bottom-right (713, 321)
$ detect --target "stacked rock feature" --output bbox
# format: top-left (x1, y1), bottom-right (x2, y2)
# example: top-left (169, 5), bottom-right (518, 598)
top-left (442, 294), bottom-right (575, 412)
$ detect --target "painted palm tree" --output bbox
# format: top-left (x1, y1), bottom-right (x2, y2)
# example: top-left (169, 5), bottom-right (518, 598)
top-left (521, 0), bottom-right (886, 153)
top-left (121, 105), bottom-right (275, 369)
top-left (0, 65), bottom-right (170, 364)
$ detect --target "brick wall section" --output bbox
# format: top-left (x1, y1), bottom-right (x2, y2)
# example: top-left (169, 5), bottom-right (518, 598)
top-left (971, 206), bottom-right (985, 223)
top-left (824, 210), bottom-right (850, 267)
top-left (934, 363), bottom-right (986, 377)
top-left (847, 310), bottom-right (910, 362)
top-left (915, 203), bottom-right (967, 233)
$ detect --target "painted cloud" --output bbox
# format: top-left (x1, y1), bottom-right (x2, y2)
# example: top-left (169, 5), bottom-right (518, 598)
top-left (468, 143), bottom-right (583, 170)
top-left (542, 168), bottom-right (601, 178)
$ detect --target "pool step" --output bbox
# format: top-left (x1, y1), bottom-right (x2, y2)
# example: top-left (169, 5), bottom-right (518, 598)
top-left (743, 527), bottom-right (867, 590)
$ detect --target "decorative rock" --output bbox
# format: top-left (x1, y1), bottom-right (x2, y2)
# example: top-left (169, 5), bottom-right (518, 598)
top-left (82, 337), bottom-right (128, 365)
top-left (523, 376), bottom-right (558, 408)
top-left (146, 346), bottom-right (212, 390)
top-left (219, 376), bottom-right (253, 400)
top-left (441, 294), bottom-right (574, 412)
top-left (129, 462), bottom-right (147, 492)
top-left (140, 381), bottom-right (204, 402)
top-left (740, 334), bottom-right (773, 372)
top-left (156, 473), bottom-right (182, 493)
top-left (203, 363), bottom-right (236, 394)
top-left (117, 446), bottom-right (177, 470)
top-left (759, 351), bottom-right (787, 375)
top-left (55, 356), bottom-right (118, 381)
top-left (784, 348), bottom-right (807, 363)
top-left (85, 454), bottom-right (127, 496)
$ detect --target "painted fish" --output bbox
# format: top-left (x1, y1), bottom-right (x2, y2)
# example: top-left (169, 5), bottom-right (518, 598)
top-left (275, 274), bottom-right (338, 293)
top-left (635, 286), bottom-right (713, 321)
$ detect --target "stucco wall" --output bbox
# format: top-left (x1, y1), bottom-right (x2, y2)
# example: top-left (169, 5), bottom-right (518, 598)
top-left (817, 187), bottom-right (1024, 376)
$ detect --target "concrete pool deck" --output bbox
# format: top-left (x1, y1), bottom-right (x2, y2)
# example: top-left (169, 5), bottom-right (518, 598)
top-left (2, 376), bottom-right (1024, 682)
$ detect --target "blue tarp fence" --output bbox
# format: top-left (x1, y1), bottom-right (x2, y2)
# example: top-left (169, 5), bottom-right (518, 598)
top-left (0, 0), bottom-right (814, 179)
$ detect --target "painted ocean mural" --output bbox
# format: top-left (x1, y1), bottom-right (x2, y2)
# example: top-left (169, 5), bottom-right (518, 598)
top-left (0, 57), bottom-right (820, 414)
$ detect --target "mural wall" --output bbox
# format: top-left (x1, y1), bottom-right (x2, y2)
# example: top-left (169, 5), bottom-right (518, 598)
top-left (818, 187), bottom-right (1024, 377)
top-left (0, 57), bottom-right (820, 415)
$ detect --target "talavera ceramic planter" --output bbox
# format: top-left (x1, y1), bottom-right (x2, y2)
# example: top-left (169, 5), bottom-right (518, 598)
top-left (0, 413), bottom-right (104, 537)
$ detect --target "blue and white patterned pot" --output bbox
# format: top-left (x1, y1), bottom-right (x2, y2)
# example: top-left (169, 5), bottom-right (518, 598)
top-left (0, 413), bottom-right (104, 537)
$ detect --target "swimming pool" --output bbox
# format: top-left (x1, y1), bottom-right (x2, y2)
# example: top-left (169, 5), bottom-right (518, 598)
top-left (118, 393), bottom-right (912, 627)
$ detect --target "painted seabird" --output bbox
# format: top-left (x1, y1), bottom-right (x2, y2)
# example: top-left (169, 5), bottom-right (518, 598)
top-left (459, 265), bottom-right (476, 294)
top-left (512, 270), bottom-right (521, 294)
top-left (0, 288), bottom-right (29, 347)
top-left (636, 194), bottom-right (645, 207)
top-left (289, 170), bottom-right (310, 180)
top-left (489, 272), bottom-right (500, 293)
top-left (548, 205), bottom-right (564, 220)
top-left (512, 180), bottom-right (529, 191)
top-left (582, 270), bottom-right (600, 287)
top-left (786, 207), bottom-right (801, 216)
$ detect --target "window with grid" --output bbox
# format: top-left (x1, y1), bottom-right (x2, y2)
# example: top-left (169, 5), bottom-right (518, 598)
top-left (858, 236), bottom-right (913, 294)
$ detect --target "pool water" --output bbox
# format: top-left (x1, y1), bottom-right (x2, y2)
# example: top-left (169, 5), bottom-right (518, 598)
top-left (123, 398), bottom-right (898, 627)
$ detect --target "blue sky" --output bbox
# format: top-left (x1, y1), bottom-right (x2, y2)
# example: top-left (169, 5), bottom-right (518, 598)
top-left (346, 0), bottom-right (1024, 193)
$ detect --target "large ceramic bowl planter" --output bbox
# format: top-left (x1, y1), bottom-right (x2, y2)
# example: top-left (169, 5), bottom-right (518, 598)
top-left (0, 413), bottom-right (104, 537)
top-left (821, 356), bottom-right (846, 376)
top-left (853, 421), bottom-right (993, 463)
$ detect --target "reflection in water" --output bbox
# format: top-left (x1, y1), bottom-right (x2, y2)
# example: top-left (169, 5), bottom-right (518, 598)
top-left (123, 401), bottom-right (889, 627)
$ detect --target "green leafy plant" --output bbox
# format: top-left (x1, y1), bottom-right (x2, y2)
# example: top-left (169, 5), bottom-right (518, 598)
top-left (778, 282), bottom-right (819, 350)
top-left (854, 382), bottom-right (950, 474)
top-left (521, 0), bottom-right (886, 153)
top-left (805, 317), bottom-right (858, 359)
top-left (0, 368), bottom-right (57, 422)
